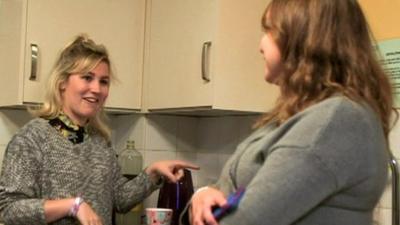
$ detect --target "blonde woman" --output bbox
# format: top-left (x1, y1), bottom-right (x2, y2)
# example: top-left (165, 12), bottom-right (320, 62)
top-left (190, 0), bottom-right (397, 225)
top-left (0, 35), bottom-right (198, 225)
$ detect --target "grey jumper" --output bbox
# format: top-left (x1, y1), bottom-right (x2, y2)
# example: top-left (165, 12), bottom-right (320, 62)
top-left (216, 96), bottom-right (388, 225)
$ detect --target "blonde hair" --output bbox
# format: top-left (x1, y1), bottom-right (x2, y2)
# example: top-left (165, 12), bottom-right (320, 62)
top-left (256, 0), bottom-right (397, 137)
top-left (30, 34), bottom-right (114, 140)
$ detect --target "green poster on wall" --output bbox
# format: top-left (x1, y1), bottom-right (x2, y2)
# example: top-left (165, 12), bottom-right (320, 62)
top-left (376, 39), bottom-right (400, 108)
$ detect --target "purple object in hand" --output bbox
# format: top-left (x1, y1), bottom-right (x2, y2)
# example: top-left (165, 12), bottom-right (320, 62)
top-left (212, 187), bottom-right (245, 220)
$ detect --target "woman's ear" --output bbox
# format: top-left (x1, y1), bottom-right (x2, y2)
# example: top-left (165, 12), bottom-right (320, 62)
top-left (59, 80), bottom-right (67, 92)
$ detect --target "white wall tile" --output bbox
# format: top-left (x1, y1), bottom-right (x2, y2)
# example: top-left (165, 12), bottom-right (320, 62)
top-left (195, 153), bottom-right (220, 187)
top-left (377, 208), bottom-right (392, 225)
top-left (176, 151), bottom-right (197, 163)
top-left (177, 116), bottom-right (199, 152)
top-left (197, 117), bottom-right (221, 153)
top-left (143, 150), bottom-right (177, 167)
top-left (197, 116), bottom-right (250, 154)
top-left (145, 115), bottom-right (178, 151)
top-left (373, 207), bottom-right (380, 225)
top-left (215, 116), bottom-right (241, 154)
top-left (0, 110), bottom-right (32, 174)
top-left (196, 115), bottom-right (258, 154)
top-left (0, 144), bottom-right (6, 174)
top-left (109, 114), bottom-right (145, 153)
top-left (379, 172), bottom-right (392, 209)
top-left (0, 109), bottom-right (32, 145)
top-left (237, 115), bottom-right (259, 142)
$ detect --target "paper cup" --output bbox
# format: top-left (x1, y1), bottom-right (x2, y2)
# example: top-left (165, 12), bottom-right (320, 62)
top-left (145, 208), bottom-right (173, 225)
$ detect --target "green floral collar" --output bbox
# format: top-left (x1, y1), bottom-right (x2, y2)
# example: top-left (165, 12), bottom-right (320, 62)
top-left (48, 113), bottom-right (89, 144)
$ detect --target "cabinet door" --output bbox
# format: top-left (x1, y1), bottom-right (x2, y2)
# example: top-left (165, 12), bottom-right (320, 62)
top-left (24, 0), bottom-right (145, 110)
top-left (212, 0), bottom-right (278, 113)
top-left (146, 0), bottom-right (278, 113)
top-left (0, 0), bottom-right (25, 106)
top-left (146, 0), bottom-right (217, 109)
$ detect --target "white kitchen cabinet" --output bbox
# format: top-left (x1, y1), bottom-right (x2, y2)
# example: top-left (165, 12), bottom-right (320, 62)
top-left (144, 0), bottom-right (279, 114)
top-left (0, 0), bottom-right (145, 111)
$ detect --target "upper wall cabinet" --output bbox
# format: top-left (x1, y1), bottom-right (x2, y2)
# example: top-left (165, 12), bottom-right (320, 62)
top-left (0, 0), bottom-right (145, 111)
top-left (144, 0), bottom-right (279, 114)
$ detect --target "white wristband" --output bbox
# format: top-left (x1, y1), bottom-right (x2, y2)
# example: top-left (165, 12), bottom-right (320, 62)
top-left (195, 186), bottom-right (209, 193)
top-left (69, 196), bottom-right (84, 217)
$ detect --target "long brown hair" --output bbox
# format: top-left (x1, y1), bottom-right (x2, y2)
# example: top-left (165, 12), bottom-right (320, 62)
top-left (256, 0), bottom-right (396, 137)
top-left (30, 34), bottom-right (114, 141)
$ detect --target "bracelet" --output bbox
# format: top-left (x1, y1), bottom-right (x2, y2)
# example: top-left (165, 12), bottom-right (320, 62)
top-left (195, 186), bottom-right (209, 193)
top-left (69, 196), bottom-right (84, 217)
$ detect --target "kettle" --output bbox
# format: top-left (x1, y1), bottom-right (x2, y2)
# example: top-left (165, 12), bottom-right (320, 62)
top-left (157, 169), bottom-right (194, 225)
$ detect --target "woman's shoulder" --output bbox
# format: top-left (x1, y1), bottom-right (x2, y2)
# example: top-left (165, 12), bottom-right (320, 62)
top-left (299, 96), bottom-right (378, 128)
top-left (89, 134), bottom-right (112, 149)
top-left (2, 118), bottom-right (53, 159)
top-left (277, 96), bottom-right (383, 148)
top-left (18, 117), bottom-right (51, 133)
top-left (310, 96), bottom-right (369, 114)
top-left (12, 117), bottom-right (52, 142)
top-left (243, 96), bottom-right (373, 148)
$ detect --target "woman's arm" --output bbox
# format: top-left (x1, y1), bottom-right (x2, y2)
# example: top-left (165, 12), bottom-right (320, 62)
top-left (44, 198), bottom-right (103, 225)
top-left (0, 132), bottom-right (47, 224)
top-left (190, 187), bottom-right (227, 225)
top-left (112, 159), bottom-right (199, 213)
top-left (44, 198), bottom-right (75, 222)
top-left (0, 122), bottom-right (104, 225)
top-left (190, 148), bottom-right (337, 225)
top-left (145, 160), bottom-right (200, 183)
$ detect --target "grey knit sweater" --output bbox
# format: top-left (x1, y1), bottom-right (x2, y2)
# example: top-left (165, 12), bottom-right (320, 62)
top-left (215, 96), bottom-right (388, 225)
top-left (0, 118), bottom-right (159, 225)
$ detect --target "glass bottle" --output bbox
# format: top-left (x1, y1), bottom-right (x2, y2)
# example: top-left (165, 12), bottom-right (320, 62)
top-left (118, 140), bottom-right (143, 179)
top-left (116, 140), bottom-right (143, 225)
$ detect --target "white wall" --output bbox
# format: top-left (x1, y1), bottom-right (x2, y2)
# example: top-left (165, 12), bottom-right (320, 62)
top-left (0, 109), bottom-right (33, 172)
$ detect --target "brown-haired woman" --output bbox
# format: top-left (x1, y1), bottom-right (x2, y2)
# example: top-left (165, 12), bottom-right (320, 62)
top-left (190, 0), bottom-right (397, 224)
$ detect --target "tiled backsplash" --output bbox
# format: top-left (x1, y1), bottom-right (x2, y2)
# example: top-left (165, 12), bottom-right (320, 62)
top-left (0, 109), bottom-right (399, 225)
top-left (0, 109), bottom-right (33, 173)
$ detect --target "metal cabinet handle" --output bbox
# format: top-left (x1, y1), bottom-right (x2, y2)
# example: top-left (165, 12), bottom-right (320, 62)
top-left (201, 41), bottom-right (212, 82)
top-left (30, 43), bottom-right (38, 81)
top-left (389, 152), bottom-right (399, 225)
